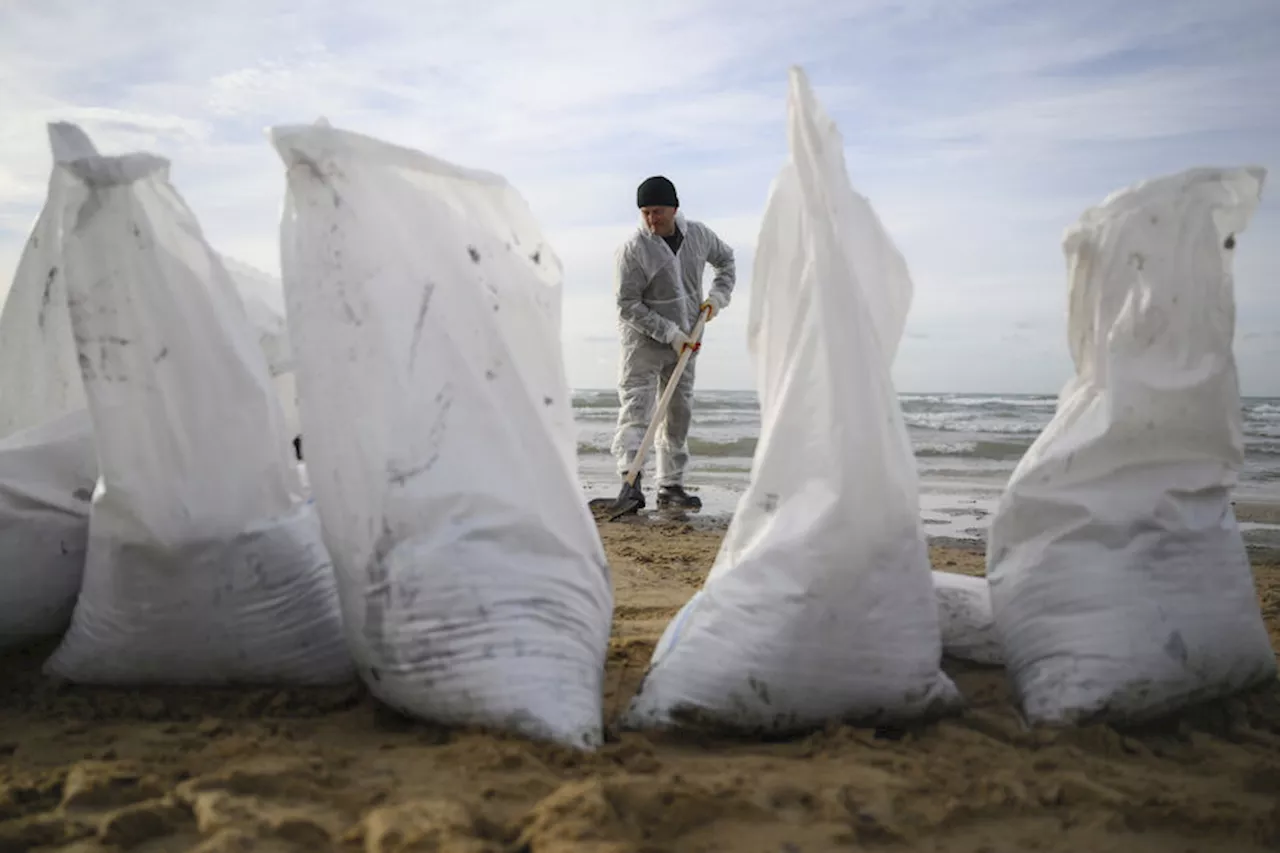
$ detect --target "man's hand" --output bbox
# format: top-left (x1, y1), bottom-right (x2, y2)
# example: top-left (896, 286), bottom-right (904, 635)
top-left (701, 291), bottom-right (727, 321)
top-left (670, 330), bottom-right (699, 356)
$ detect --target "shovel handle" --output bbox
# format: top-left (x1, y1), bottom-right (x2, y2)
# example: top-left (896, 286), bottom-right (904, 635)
top-left (623, 304), bottom-right (712, 486)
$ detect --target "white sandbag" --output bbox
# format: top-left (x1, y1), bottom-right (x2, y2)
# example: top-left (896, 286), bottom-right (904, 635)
top-left (986, 166), bottom-right (1275, 725)
top-left (269, 121), bottom-right (612, 748)
top-left (0, 409), bottom-right (96, 649)
top-left (623, 67), bottom-right (960, 735)
top-left (222, 256), bottom-right (301, 443)
top-left (0, 124), bottom-right (298, 447)
top-left (0, 122), bottom-right (98, 440)
top-left (221, 256), bottom-right (293, 377)
top-left (932, 571), bottom-right (1002, 666)
top-left (42, 152), bottom-right (352, 686)
top-left (0, 123), bottom-right (101, 650)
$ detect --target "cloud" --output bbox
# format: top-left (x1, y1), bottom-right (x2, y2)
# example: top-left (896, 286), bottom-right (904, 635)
top-left (1, 0), bottom-right (1278, 396)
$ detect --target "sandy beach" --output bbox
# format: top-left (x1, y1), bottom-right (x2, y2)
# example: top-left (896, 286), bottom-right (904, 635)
top-left (2, 518), bottom-right (1278, 853)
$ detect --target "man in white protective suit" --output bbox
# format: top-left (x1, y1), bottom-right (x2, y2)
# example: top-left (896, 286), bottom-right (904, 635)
top-left (610, 175), bottom-right (736, 513)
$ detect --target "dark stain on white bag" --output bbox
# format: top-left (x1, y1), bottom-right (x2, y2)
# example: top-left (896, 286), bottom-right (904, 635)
top-left (73, 330), bottom-right (134, 383)
top-left (409, 281), bottom-right (435, 371)
top-left (38, 267), bottom-right (57, 329)
top-left (387, 385), bottom-right (453, 484)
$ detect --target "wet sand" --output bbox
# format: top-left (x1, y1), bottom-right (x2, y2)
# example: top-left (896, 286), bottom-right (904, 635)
top-left (2, 519), bottom-right (1279, 853)
top-left (1236, 502), bottom-right (1280, 527)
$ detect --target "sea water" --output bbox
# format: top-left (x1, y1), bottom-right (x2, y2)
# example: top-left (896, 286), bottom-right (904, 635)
top-left (574, 390), bottom-right (1280, 541)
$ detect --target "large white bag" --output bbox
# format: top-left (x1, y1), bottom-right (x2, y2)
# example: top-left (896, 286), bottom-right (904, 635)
top-left (222, 256), bottom-right (301, 443)
top-left (0, 123), bottom-right (300, 447)
top-left (987, 166), bottom-right (1275, 725)
top-left (932, 571), bottom-right (1002, 666)
top-left (0, 409), bottom-right (96, 649)
top-left (42, 152), bottom-right (352, 685)
top-left (0, 123), bottom-right (101, 649)
top-left (0, 122), bottom-right (98, 440)
top-left (623, 67), bottom-right (960, 734)
top-left (269, 122), bottom-right (612, 748)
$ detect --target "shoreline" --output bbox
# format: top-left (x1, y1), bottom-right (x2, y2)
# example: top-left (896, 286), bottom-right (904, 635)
top-left (618, 495), bottom-right (1280, 560)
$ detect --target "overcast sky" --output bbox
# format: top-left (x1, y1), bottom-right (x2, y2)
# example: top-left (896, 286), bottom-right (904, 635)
top-left (2, 0), bottom-right (1277, 396)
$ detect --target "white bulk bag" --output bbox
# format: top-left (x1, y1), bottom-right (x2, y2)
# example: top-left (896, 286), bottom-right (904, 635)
top-left (221, 256), bottom-right (293, 378)
top-left (0, 122), bottom-right (98, 440)
top-left (269, 122), bottom-right (612, 748)
top-left (41, 152), bottom-right (351, 685)
top-left (0, 123), bottom-right (102, 649)
top-left (222, 256), bottom-right (301, 444)
top-left (0, 409), bottom-right (96, 649)
top-left (0, 123), bottom-right (299, 448)
top-left (987, 166), bottom-right (1275, 725)
top-left (932, 571), bottom-right (1002, 666)
top-left (623, 67), bottom-right (960, 734)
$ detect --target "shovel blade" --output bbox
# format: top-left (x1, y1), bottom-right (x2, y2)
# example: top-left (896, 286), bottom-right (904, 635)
top-left (607, 499), bottom-right (642, 521)
top-left (607, 479), bottom-right (645, 519)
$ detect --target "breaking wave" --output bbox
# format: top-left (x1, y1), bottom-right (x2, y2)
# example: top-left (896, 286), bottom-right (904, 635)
top-left (578, 436), bottom-right (1035, 462)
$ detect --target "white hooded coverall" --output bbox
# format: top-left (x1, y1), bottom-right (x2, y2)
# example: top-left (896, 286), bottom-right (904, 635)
top-left (611, 212), bottom-right (735, 487)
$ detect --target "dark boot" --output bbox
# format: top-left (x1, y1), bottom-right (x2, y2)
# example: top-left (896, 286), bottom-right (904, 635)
top-left (656, 484), bottom-right (701, 511)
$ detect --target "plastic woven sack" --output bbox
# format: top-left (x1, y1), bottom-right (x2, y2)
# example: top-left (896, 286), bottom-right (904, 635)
top-left (222, 256), bottom-right (301, 443)
top-left (0, 124), bottom-right (299, 448)
top-left (269, 121), bottom-right (612, 748)
top-left (986, 166), bottom-right (1275, 725)
top-left (42, 152), bottom-right (351, 685)
top-left (0, 122), bottom-right (98, 440)
top-left (622, 67), bottom-right (960, 734)
top-left (932, 571), bottom-right (1002, 666)
top-left (0, 123), bottom-right (102, 649)
top-left (0, 410), bottom-right (95, 649)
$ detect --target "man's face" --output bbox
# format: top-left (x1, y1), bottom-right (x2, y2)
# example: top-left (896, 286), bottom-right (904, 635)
top-left (641, 205), bottom-right (677, 237)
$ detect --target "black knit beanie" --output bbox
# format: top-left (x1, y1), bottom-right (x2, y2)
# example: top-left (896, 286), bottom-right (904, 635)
top-left (636, 176), bottom-right (679, 208)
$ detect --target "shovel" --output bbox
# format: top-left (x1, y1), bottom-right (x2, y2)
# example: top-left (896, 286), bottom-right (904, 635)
top-left (603, 304), bottom-right (713, 521)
